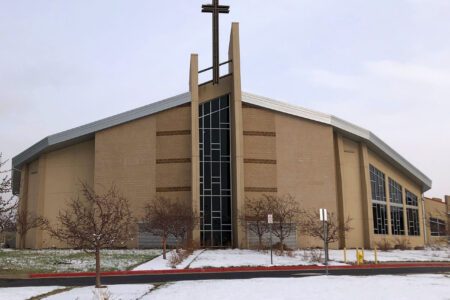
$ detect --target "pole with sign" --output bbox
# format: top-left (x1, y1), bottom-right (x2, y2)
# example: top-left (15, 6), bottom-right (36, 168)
top-left (268, 214), bottom-right (273, 265)
top-left (320, 208), bottom-right (329, 275)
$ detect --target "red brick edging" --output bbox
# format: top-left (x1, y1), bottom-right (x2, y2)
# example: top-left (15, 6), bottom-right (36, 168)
top-left (29, 262), bottom-right (450, 279)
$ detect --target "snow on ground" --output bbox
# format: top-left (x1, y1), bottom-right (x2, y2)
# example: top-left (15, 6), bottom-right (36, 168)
top-left (135, 248), bottom-right (450, 270)
top-left (142, 274), bottom-right (450, 300)
top-left (44, 284), bottom-right (154, 300)
top-left (133, 250), bottom-right (204, 270)
top-left (329, 248), bottom-right (450, 263)
top-left (0, 286), bottom-right (62, 300)
top-left (180, 249), bottom-right (344, 269)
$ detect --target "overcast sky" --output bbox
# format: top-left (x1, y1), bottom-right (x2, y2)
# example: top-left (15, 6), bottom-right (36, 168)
top-left (1, 0), bottom-right (449, 197)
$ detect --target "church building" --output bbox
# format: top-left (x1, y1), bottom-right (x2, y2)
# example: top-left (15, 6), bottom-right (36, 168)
top-left (12, 3), bottom-right (432, 250)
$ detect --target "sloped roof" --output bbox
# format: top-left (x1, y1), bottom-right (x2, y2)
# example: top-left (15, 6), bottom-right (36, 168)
top-left (12, 92), bottom-right (432, 193)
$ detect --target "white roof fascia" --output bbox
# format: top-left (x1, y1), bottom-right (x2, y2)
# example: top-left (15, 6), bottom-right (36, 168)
top-left (241, 92), bottom-right (432, 191)
top-left (12, 92), bottom-right (190, 168)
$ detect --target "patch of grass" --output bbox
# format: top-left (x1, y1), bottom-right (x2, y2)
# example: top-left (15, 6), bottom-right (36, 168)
top-left (0, 249), bottom-right (161, 275)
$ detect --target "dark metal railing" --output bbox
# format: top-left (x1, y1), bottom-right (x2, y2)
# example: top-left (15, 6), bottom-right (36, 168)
top-left (198, 60), bottom-right (233, 74)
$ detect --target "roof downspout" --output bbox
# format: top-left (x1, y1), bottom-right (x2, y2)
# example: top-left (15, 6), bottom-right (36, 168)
top-left (421, 195), bottom-right (428, 247)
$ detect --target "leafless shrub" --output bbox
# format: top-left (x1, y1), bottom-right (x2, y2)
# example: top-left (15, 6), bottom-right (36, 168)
top-left (285, 250), bottom-right (295, 258)
top-left (299, 210), bottom-right (352, 245)
top-left (375, 238), bottom-right (393, 251)
top-left (273, 242), bottom-right (292, 255)
top-left (142, 197), bottom-right (197, 259)
top-left (266, 194), bottom-right (301, 253)
top-left (168, 202), bottom-right (198, 253)
top-left (302, 248), bottom-right (323, 263)
top-left (239, 196), bottom-right (270, 251)
top-left (0, 154), bottom-right (18, 235)
top-left (168, 249), bottom-right (193, 268)
top-left (48, 183), bottom-right (135, 288)
top-left (16, 209), bottom-right (48, 249)
top-left (394, 237), bottom-right (411, 250)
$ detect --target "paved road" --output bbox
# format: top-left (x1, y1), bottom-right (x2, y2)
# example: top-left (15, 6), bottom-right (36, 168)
top-left (1, 265), bottom-right (450, 287)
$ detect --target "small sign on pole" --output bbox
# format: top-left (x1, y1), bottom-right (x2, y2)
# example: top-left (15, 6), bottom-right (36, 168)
top-left (268, 214), bottom-right (273, 265)
top-left (319, 208), bottom-right (329, 275)
top-left (319, 208), bottom-right (328, 221)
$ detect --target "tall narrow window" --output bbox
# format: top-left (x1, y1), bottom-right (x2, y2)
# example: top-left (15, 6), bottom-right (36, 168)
top-left (405, 190), bottom-right (420, 236)
top-left (199, 95), bottom-right (232, 247)
top-left (370, 165), bottom-right (388, 234)
top-left (389, 178), bottom-right (404, 235)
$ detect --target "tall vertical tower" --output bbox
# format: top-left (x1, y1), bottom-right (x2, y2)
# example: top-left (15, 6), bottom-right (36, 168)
top-left (190, 2), bottom-right (244, 248)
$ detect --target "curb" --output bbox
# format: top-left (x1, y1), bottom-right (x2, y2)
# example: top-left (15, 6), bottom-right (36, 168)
top-left (29, 262), bottom-right (450, 279)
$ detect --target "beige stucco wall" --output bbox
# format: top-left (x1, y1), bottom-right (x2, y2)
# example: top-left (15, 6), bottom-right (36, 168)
top-left (20, 140), bottom-right (95, 248)
top-left (336, 136), bottom-right (366, 248)
top-left (95, 104), bottom-right (192, 248)
top-left (242, 105), bottom-right (338, 249)
top-left (276, 112), bottom-right (338, 248)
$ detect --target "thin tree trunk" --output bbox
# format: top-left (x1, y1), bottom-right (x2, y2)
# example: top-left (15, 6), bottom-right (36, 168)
top-left (258, 235), bottom-right (263, 251)
top-left (95, 248), bottom-right (101, 288)
top-left (162, 236), bottom-right (167, 259)
top-left (19, 233), bottom-right (25, 249)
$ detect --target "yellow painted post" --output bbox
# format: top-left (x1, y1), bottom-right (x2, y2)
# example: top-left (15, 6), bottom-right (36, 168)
top-left (362, 248), bottom-right (365, 263)
top-left (343, 247), bottom-right (347, 264)
top-left (374, 246), bottom-right (378, 264)
top-left (356, 248), bottom-right (359, 265)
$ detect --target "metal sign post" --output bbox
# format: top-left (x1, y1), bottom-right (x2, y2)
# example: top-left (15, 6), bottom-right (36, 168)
top-left (320, 208), bottom-right (329, 275)
top-left (268, 214), bottom-right (273, 265)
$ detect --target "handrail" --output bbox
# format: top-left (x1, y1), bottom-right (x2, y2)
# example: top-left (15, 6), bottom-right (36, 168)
top-left (198, 60), bottom-right (233, 74)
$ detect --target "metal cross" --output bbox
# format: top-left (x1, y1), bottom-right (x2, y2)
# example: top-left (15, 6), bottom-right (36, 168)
top-left (202, 0), bottom-right (230, 85)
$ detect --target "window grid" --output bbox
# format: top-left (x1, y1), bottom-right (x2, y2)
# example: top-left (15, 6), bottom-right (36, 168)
top-left (370, 165), bottom-right (388, 234)
top-left (390, 206), bottom-right (405, 235)
top-left (406, 190), bottom-right (418, 206)
top-left (370, 165), bottom-right (386, 202)
top-left (199, 95), bottom-right (232, 247)
top-left (372, 203), bottom-right (388, 234)
top-left (389, 178), bottom-right (403, 204)
top-left (407, 208), bottom-right (420, 236)
top-left (430, 218), bottom-right (446, 237)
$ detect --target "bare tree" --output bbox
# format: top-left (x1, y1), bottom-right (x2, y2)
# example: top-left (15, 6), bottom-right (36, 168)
top-left (48, 183), bottom-right (135, 288)
top-left (16, 209), bottom-right (48, 249)
top-left (168, 201), bottom-right (198, 253)
top-left (239, 196), bottom-right (270, 250)
top-left (300, 210), bottom-right (352, 245)
top-left (142, 196), bottom-right (173, 259)
top-left (0, 154), bottom-right (17, 236)
top-left (267, 194), bottom-right (301, 253)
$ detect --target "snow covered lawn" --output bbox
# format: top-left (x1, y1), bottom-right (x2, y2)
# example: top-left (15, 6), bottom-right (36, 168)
top-left (142, 274), bottom-right (450, 300)
top-left (329, 248), bottom-right (450, 263)
top-left (0, 249), bottom-right (161, 274)
top-left (134, 248), bottom-right (450, 271)
top-left (0, 286), bottom-right (62, 300)
top-left (187, 249), bottom-right (345, 268)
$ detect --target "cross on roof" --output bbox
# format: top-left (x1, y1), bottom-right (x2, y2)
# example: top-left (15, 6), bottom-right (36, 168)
top-left (202, 0), bottom-right (230, 85)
